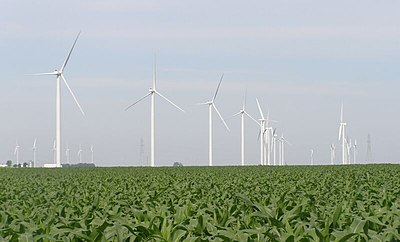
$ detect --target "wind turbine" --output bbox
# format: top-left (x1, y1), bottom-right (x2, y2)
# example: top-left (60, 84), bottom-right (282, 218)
top-left (330, 144), bottom-right (335, 165)
top-left (77, 144), bottom-right (82, 163)
top-left (272, 128), bottom-right (277, 166)
top-left (233, 91), bottom-right (258, 166)
top-left (125, 56), bottom-right (185, 167)
top-left (65, 144), bottom-right (70, 164)
top-left (52, 140), bottom-right (56, 164)
top-left (32, 138), bottom-right (37, 167)
top-left (338, 104), bottom-right (347, 165)
top-left (90, 144), bottom-right (94, 164)
top-left (256, 99), bottom-right (266, 165)
top-left (346, 137), bottom-right (352, 164)
top-left (310, 149), bottom-right (314, 165)
top-left (353, 139), bottom-right (357, 164)
top-left (279, 133), bottom-right (290, 166)
top-left (14, 140), bottom-right (20, 166)
top-left (30, 31), bottom-right (85, 168)
top-left (199, 74), bottom-right (230, 166)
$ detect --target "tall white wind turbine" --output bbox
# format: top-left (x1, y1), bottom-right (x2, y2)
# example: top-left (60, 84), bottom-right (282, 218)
top-left (65, 144), bottom-right (70, 164)
top-left (310, 149), bottom-right (314, 165)
top-left (256, 99), bottom-right (266, 165)
top-left (14, 140), bottom-right (20, 166)
top-left (90, 144), bottom-right (94, 164)
top-left (279, 134), bottom-right (290, 166)
top-left (338, 104), bottom-right (347, 165)
top-left (52, 140), bottom-right (56, 164)
top-left (199, 74), bottom-right (230, 166)
top-left (233, 91), bottom-right (258, 166)
top-left (32, 138), bottom-right (37, 167)
top-left (330, 144), bottom-right (335, 165)
top-left (30, 32), bottom-right (85, 168)
top-left (125, 57), bottom-right (185, 167)
top-left (346, 138), bottom-right (352, 164)
top-left (272, 128), bottom-right (277, 166)
top-left (77, 144), bottom-right (82, 163)
top-left (353, 139), bottom-right (357, 164)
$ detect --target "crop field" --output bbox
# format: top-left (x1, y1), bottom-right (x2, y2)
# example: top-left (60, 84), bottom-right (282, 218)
top-left (1, 165), bottom-right (400, 241)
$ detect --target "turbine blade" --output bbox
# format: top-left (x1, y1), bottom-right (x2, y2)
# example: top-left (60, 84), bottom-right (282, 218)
top-left (212, 73), bottom-right (224, 102)
top-left (244, 110), bottom-right (260, 126)
top-left (155, 90), bottom-right (185, 112)
top-left (27, 72), bottom-right (58, 76)
top-left (233, 111), bottom-right (242, 117)
top-left (196, 102), bottom-right (210, 106)
top-left (61, 74), bottom-right (85, 116)
top-left (212, 103), bottom-right (230, 131)
top-left (338, 125), bottom-right (342, 140)
top-left (60, 31), bottom-right (81, 73)
top-left (256, 98), bottom-right (265, 120)
top-left (153, 53), bottom-right (157, 89)
top-left (125, 92), bottom-right (152, 111)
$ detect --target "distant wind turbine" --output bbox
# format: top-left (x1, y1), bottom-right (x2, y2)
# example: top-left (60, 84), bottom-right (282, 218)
top-left (14, 140), bottom-right (20, 166)
top-left (30, 31), bottom-right (85, 168)
top-left (233, 91), bottom-right (258, 166)
top-left (338, 104), bottom-right (347, 165)
top-left (199, 74), bottom-right (230, 166)
top-left (125, 56), bottom-right (185, 167)
top-left (346, 137), bottom-right (352, 164)
top-left (256, 99), bottom-right (266, 165)
top-left (52, 140), bottom-right (56, 164)
top-left (310, 149), bottom-right (314, 165)
top-left (77, 144), bottom-right (83, 163)
top-left (272, 128), bottom-right (278, 166)
top-left (90, 144), bottom-right (94, 164)
top-left (353, 139), bottom-right (357, 164)
top-left (279, 134), bottom-right (291, 166)
top-left (65, 144), bottom-right (70, 164)
top-left (330, 144), bottom-right (335, 165)
top-left (32, 138), bottom-right (37, 167)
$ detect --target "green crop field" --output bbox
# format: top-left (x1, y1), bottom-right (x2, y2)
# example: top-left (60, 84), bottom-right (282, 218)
top-left (1, 165), bottom-right (400, 241)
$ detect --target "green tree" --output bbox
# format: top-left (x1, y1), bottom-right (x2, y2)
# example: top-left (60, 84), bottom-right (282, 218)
top-left (6, 160), bottom-right (12, 167)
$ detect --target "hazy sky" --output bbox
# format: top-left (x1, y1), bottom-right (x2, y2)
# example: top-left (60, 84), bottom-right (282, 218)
top-left (1, 0), bottom-right (400, 166)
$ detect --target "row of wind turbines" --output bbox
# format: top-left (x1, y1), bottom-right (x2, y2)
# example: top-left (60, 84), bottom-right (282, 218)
top-left (24, 31), bottom-right (353, 167)
top-left (13, 140), bottom-right (94, 167)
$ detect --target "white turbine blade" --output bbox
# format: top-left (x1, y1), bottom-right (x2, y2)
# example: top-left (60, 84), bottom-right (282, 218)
top-left (91, 145), bottom-right (94, 152)
top-left (27, 71), bottom-right (58, 76)
top-left (14, 147), bottom-right (17, 155)
top-left (338, 125), bottom-right (342, 140)
top-left (340, 103), bottom-right (344, 123)
top-left (60, 31), bottom-right (81, 73)
top-left (196, 102), bottom-right (210, 106)
top-left (155, 90), bottom-right (185, 113)
top-left (242, 88), bottom-right (247, 110)
top-left (233, 111), bottom-right (242, 117)
top-left (256, 98), bottom-right (265, 120)
top-left (153, 53), bottom-right (157, 89)
top-left (212, 103), bottom-right (230, 131)
top-left (125, 92), bottom-right (152, 111)
top-left (244, 110), bottom-right (260, 126)
top-left (33, 138), bottom-right (37, 148)
top-left (61, 74), bottom-right (85, 116)
top-left (212, 73), bottom-right (224, 102)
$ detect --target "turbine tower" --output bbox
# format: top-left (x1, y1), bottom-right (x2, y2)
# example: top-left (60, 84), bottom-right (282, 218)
top-left (279, 134), bottom-right (290, 166)
top-left (346, 138), bottom-right (352, 164)
top-left (256, 99), bottom-right (266, 165)
top-left (310, 149), bottom-right (314, 165)
top-left (90, 144), bottom-right (94, 164)
top-left (353, 139), bottom-right (357, 164)
top-left (338, 104), bottom-right (347, 165)
top-left (199, 74), bottom-right (230, 166)
top-left (52, 140), bottom-right (56, 164)
top-left (233, 91), bottom-right (258, 166)
top-left (125, 56), bottom-right (185, 167)
top-left (14, 140), bottom-right (20, 166)
top-left (30, 31), bottom-right (85, 168)
top-left (330, 144), bottom-right (335, 165)
top-left (272, 128), bottom-right (277, 166)
top-left (77, 144), bottom-right (82, 163)
top-left (32, 138), bottom-right (37, 168)
top-left (366, 133), bottom-right (372, 163)
top-left (65, 144), bottom-right (70, 164)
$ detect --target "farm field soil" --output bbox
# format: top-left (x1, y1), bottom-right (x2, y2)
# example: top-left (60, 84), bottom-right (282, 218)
top-left (1, 165), bottom-right (400, 241)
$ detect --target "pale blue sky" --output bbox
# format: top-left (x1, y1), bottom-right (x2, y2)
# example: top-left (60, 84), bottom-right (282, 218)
top-left (1, 0), bottom-right (399, 166)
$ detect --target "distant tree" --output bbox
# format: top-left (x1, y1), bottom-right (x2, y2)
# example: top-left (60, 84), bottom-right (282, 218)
top-left (173, 162), bottom-right (183, 167)
top-left (23, 162), bottom-right (29, 168)
top-left (6, 160), bottom-right (12, 167)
